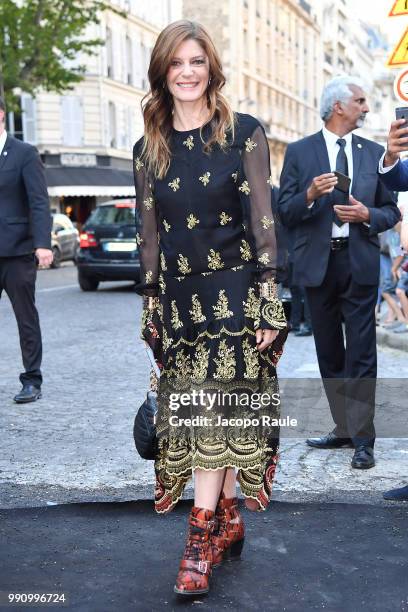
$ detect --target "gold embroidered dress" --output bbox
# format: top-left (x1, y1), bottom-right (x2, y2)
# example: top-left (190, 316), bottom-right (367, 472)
top-left (133, 113), bottom-right (287, 513)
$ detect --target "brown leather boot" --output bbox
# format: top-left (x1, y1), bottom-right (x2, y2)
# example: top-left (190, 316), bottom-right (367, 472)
top-left (212, 493), bottom-right (245, 568)
top-left (174, 506), bottom-right (215, 596)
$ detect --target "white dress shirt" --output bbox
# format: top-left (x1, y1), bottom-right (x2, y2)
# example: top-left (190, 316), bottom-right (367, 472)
top-left (378, 152), bottom-right (399, 173)
top-left (0, 130), bottom-right (7, 156)
top-left (322, 126), bottom-right (353, 238)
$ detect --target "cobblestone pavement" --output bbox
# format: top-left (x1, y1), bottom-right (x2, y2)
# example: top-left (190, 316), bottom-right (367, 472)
top-left (0, 263), bottom-right (407, 508)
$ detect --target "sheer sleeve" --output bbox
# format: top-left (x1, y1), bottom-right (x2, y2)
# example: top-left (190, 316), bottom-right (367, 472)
top-left (133, 143), bottom-right (159, 297)
top-left (241, 124), bottom-right (277, 281)
top-left (240, 124), bottom-right (286, 330)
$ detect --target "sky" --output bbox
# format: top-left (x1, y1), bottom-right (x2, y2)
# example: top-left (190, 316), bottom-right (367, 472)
top-left (353, 0), bottom-right (407, 47)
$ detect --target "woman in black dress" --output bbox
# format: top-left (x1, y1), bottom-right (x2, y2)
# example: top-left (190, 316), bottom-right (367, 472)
top-left (133, 20), bottom-right (287, 596)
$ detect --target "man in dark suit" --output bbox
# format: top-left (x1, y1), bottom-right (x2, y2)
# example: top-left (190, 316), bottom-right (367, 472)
top-left (0, 96), bottom-right (53, 403)
top-left (378, 116), bottom-right (408, 500)
top-left (278, 77), bottom-right (400, 469)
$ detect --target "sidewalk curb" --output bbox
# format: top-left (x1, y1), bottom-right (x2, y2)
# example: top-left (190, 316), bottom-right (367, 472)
top-left (376, 326), bottom-right (408, 351)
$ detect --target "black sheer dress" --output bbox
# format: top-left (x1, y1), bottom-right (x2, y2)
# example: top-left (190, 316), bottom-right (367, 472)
top-left (133, 113), bottom-right (287, 513)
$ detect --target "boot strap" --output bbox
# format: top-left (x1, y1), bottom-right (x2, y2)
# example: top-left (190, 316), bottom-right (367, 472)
top-left (180, 559), bottom-right (211, 575)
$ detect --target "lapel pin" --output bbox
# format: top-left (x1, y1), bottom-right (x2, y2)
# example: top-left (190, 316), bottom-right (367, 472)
top-left (357, 143), bottom-right (362, 149)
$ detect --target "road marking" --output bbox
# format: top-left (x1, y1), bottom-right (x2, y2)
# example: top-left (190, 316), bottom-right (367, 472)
top-left (37, 284), bottom-right (78, 293)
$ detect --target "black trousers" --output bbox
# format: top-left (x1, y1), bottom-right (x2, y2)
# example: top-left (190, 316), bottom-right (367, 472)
top-left (0, 254), bottom-right (42, 387)
top-left (288, 263), bottom-right (311, 328)
top-left (305, 246), bottom-right (377, 447)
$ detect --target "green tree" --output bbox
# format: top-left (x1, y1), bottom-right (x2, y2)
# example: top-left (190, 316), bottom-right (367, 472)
top-left (0, 0), bottom-right (121, 110)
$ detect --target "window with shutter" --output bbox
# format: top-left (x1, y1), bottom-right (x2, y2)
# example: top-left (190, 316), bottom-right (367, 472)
top-left (21, 94), bottom-right (37, 144)
top-left (61, 96), bottom-right (84, 147)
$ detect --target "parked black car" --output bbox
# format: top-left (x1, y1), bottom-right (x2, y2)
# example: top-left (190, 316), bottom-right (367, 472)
top-left (76, 199), bottom-right (140, 291)
top-left (51, 213), bottom-right (79, 268)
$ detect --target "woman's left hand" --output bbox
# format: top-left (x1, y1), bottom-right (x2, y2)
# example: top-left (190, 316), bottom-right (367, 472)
top-left (256, 328), bottom-right (279, 352)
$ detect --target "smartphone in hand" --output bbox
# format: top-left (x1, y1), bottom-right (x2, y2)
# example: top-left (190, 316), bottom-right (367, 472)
top-left (333, 170), bottom-right (351, 194)
top-left (396, 107), bottom-right (408, 134)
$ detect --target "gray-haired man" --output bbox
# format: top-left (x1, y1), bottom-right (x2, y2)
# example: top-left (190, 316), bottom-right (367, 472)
top-left (278, 77), bottom-right (400, 469)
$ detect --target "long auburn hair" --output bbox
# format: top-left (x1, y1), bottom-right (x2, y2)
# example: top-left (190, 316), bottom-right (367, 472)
top-left (141, 20), bottom-right (235, 179)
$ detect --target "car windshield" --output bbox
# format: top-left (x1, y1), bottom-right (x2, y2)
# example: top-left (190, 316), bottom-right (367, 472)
top-left (89, 205), bottom-right (137, 225)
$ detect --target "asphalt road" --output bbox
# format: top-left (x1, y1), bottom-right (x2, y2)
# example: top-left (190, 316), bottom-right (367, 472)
top-left (1, 264), bottom-right (407, 612)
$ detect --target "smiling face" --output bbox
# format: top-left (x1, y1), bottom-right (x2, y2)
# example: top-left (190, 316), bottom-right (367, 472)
top-left (166, 38), bottom-right (210, 104)
top-left (339, 85), bottom-right (369, 131)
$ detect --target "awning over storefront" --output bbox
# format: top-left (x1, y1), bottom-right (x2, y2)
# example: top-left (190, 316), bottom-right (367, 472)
top-left (45, 166), bottom-right (135, 197)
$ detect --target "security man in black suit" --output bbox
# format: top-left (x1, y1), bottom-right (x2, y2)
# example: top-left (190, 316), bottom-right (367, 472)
top-left (278, 77), bottom-right (400, 469)
top-left (0, 96), bottom-right (53, 403)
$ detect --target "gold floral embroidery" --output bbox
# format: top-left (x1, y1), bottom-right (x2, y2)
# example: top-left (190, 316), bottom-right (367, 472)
top-left (244, 137), bottom-right (257, 152)
top-left (175, 350), bottom-right (191, 379)
top-left (267, 175), bottom-right (273, 185)
top-left (239, 180), bottom-right (250, 195)
top-left (159, 273), bottom-right (166, 294)
top-left (208, 249), bottom-right (224, 270)
top-left (136, 233), bottom-right (142, 247)
top-left (258, 252), bottom-right (270, 265)
top-left (192, 344), bottom-right (210, 383)
top-left (189, 294), bottom-right (206, 323)
top-left (163, 219), bottom-right (171, 232)
top-left (168, 177), bottom-right (180, 192)
top-left (160, 252), bottom-right (167, 271)
top-left (176, 276), bottom-right (185, 282)
top-left (243, 287), bottom-right (261, 324)
top-left (187, 214), bottom-right (200, 229)
top-left (240, 239), bottom-right (253, 261)
top-left (213, 339), bottom-right (236, 380)
top-left (231, 265), bottom-right (244, 271)
top-left (162, 327), bottom-right (172, 352)
top-left (201, 271), bottom-right (213, 276)
top-left (199, 172), bottom-right (211, 186)
top-left (242, 338), bottom-right (260, 379)
top-left (219, 212), bottom-right (232, 225)
top-left (134, 157), bottom-right (144, 171)
top-left (213, 289), bottom-right (233, 319)
top-left (145, 270), bottom-right (153, 283)
top-left (183, 135), bottom-right (194, 150)
top-left (261, 216), bottom-right (274, 229)
top-left (143, 196), bottom-right (154, 210)
top-left (260, 300), bottom-right (287, 329)
top-left (177, 254), bottom-right (191, 274)
top-left (231, 172), bottom-right (238, 182)
top-left (171, 300), bottom-right (183, 330)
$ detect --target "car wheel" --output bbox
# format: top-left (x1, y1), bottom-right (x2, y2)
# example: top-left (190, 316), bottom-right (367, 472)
top-left (51, 246), bottom-right (62, 269)
top-left (78, 272), bottom-right (99, 292)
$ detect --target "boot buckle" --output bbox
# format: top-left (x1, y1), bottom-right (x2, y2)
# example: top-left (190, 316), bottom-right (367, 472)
top-left (197, 561), bottom-right (208, 574)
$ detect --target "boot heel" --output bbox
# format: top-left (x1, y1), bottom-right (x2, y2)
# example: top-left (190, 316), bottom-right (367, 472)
top-left (229, 537), bottom-right (244, 558)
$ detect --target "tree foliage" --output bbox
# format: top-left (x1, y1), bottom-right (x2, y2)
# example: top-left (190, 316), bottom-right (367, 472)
top-left (0, 0), bottom-right (120, 110)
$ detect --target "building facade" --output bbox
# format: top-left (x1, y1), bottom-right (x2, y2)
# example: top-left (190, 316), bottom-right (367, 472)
top-left (183, 0), bottom-right (323, 184)
top-left (14, 0), bottom-right (181, 223)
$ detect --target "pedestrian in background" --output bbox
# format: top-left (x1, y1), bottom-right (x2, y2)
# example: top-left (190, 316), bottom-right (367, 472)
top-left (278, 76), bottom-right (400, 470)
top-left (133, 20), bottom-right (286, 596)
top-left (0, 96), bottom-right (53, 403)
top-left (378, 117), bottom-right (408, 502)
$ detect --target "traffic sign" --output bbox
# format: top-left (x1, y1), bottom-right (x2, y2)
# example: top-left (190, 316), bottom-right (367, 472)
top-left (387, 27), bottom-right (408, 66)
top-left (389, 0), bottom-right (408, 16)
top-left (394, 68), bottom-right (408, 102)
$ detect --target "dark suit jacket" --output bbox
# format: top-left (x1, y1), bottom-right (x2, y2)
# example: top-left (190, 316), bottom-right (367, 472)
top-left (378, 158), bottom-right (408, 192)
top-left (277, 130), bottom-right (400, 287)
top-left (0, 134), bottom-right (51, 257)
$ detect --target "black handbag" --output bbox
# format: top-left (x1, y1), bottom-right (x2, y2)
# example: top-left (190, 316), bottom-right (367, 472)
top-left (133, 389), bottom-right (158, 460)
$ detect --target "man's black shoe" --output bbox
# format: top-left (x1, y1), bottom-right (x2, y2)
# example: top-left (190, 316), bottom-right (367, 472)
top-left (383, 484), bottom-right (408, 501)
top-left (13, 385), bottom-right (42, 404)
top-left (294, 325), bottom-right (312, 337)
top-left (351, 445), bottom-right (375, 469)
top-left (306, 432), bottom-right (353, 449)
